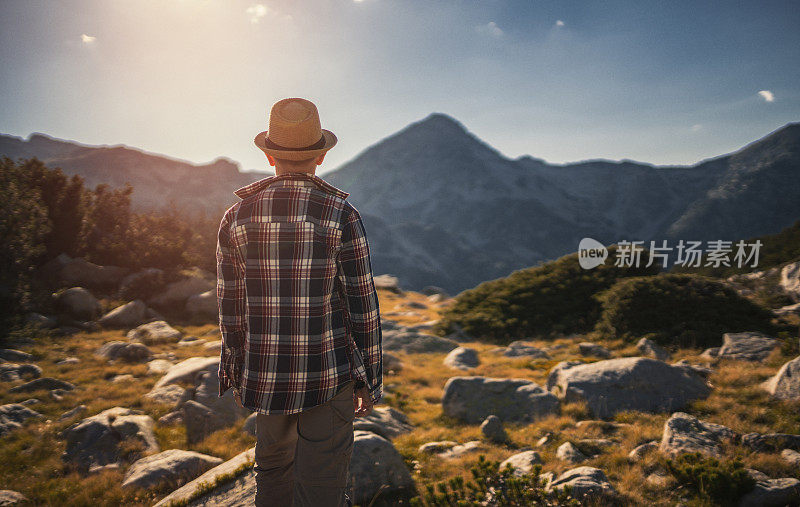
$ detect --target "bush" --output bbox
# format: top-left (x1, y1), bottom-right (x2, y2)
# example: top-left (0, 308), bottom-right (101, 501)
top-left (665, 452), bottom-right (755, 505)
top-left (594, 273), bottom-right (776, 348)
top-left (409, 455), bottom-right (578, 507)
top-left (435, 247), bottom-right (660, 343)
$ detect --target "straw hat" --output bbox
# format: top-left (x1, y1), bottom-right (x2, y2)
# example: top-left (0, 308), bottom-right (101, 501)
top-left (254, 98), bottom-right (337, 161)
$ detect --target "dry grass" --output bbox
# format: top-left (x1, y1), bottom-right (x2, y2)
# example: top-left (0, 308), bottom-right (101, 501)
top-left (1, 287), bottom-right (799, 505)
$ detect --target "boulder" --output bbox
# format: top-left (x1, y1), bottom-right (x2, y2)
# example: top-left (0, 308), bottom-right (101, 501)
top-left (0, 403), bottom-right (43, 437)
top-left (353, 407), bottom-right (414, 440)
top-left (480, 415), bottom-right (508, 443)
top-left (0, 349), bottom-right (33, 362)
top-left (443, 347), bottom-right (480, 370)
top-left (546, 466), bottom-right (616, 499)
top-left (382, 329), bottom-right (458, 354)
top-left (773, 302), bottom-right (800, 317)
top-left (98, 300), bottom-right (148, 328)
top-left (780, 261), bottom-right (800, 302)
top-left (186, 290), bottom-right (218, 319)
top-left (54, 287), bottom-right (101, 321)
top-left (546, 358), bottom-right (710, 418)
top-left (183, 401), bottom-right (230, 444)
top-left (556, 442), bottom-right (587, 463)
top-left (741, 433), bottom-right (800, 452)
top-left (58, 405), bottom-right (88, 421)
top-left (146, 359), bottom-right (173, 375)
top-left (578, 342), bottom-right (611, 359)
top-left (62, 407), bottom-right (159, 473)
top-left (9, 377), bottom-right (75, 393)
top-left (153, 356), bottom-right (219, 389)
top-left (436, 441), bottom-right (484, 459)
top-left (636, 338), bottom-right (671, 361)
top-left (499, 450), bottom-right (543, 477)
top-left (144, 385), bottom-right (192, 410)
top-left (701, 347), bottom-right (721, 360)
top-left (659, 412), bottom-right (737, 457)
top-left (762, 356), bottom-right (800, 400)
top-left (0, 490), bottom-right (28, 505)
top-left (122, 449), bottom-right (223, 490)
top-left (498, 341), bottom-right (550, 359)
top-left (127, 320), bottom-right (183, 345)
top-left (149, 271), bottom-right (215, 309)
top-left (672, 359), bottom-right (714, 378)
top-left (43, 254), bottom-right (128, 289)
top-left (781, 449), bottom-right (800, 468)
top-left (158, 411), bottom-right (184, 426)
top-left (25, 312), bottom-right (57, 329)
top-left (372, 274), bottom-right (403, 294)
top-left (349, 430), bottom-right (415, 504)
top-left (628, 441), bottom-right (659, 461)
top-left (383, 352), bottom-right (403, 373)
top-left (95, 341), bottom-right (152, 363)
top-left (717, 332), bottom-right (780, 362)
top-left (442, 376), bottom-right (559, 424)
top-left (203, 340), bottom-right (222, 350)
top-left (192, 368), bottom-right (250, 425)
top-left (738, 477), bottom-right (800, 507)
top-left (0, 363), bottom-right (41, 381)
top-left (574, 420), bottom-right (630, 432)
top-left (118, 268), bottom-right (165, 300)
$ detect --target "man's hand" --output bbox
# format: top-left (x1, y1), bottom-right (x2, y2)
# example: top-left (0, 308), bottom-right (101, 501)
top-left (353, 387), bottom-right (373, 418)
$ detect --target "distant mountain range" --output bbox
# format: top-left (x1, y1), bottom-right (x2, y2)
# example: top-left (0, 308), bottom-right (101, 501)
top-left (2, 116), bottom-right (799, 294)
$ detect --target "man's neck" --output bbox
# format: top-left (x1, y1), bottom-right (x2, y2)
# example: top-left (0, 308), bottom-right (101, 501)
top-left (275, 167), bottom-right (316, 176)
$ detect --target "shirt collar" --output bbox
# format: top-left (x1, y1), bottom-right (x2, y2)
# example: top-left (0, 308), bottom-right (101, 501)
top-left (234, 172), bottom-right (350, 200)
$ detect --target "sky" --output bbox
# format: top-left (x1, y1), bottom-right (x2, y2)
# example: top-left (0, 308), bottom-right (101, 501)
top-left (1, 0), bottom-right (798, 175)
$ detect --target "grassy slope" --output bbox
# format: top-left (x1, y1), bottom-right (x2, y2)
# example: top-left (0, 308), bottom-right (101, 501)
top-left (1, 288), bottom-right (799, 506)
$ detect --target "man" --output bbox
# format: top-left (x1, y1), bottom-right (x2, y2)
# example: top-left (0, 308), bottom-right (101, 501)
top-left (216, 97), bottom-right (383, 507)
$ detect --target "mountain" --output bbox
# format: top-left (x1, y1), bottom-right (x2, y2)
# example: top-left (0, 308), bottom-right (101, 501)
top-left (0, 132), bottom-right (262, 214)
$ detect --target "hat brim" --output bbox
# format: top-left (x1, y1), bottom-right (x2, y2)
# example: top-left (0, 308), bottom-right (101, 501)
top-left (254, 129), bottom-right (337, 161)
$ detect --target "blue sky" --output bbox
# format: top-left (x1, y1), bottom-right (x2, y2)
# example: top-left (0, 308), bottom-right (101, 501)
top-left (1, 0), bottom-right (798, 174)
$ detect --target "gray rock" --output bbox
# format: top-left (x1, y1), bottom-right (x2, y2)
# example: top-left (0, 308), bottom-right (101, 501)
top-left (556, 442), bottom-right (587, 463)
top-left (738, 477), bottom-right (800, 507)
top-left (0, 403), bottom-right (43, 436)
top-left (762, 356), bottom-right (800, 401)
top-left (418, 441), bottom-right (458, 454)
top-left (127, 320), bottom-right (183, 345)
top-left (98, 300), bottom-right (148, 328)
top-left (158, 411), bottom-right (184, 426)
top-left (147, 359), bottom-right (173, 375)
top-left (183, 401), bottom-right (229, 444)
top-left (9, 377), bottom-right (75, 393)
top-left (122, 449), bottom-right (223, 490)
top-left (500, 341), bottom-right (550, 359)
top-left (149, 272), bottom-right (215, 309)
top-left (672, 359), bottom-right (714, 378)
top-left (545, 361), bottom-right (583, 391)
top-left (373, 274), bottom-right (402, 294)
top-left (0, 363), bottom-right (42, 381)
top-left (0, 490), bottom-right (28, 505)
top-left (574, 420), bottom-right (630, 432)
top-left (383, 352), bottom-right (403, 373)
top-left (26, 312), bottom-right (57, 329)
top-left (499, 450), bottom-right (542, 476)
top-left (443, 347), bottom-right (480, 370)
top-left (717, 332), bottom-right (780, 362)
top-left (202, 340), bottom-right (222, 351)
top-left (118, 268), bottom-right (165, 299)
top-left (95, 341), bottom-right (152, 362)
top-left (773, 302), bottom-right (800, 316)
top-left (701, 347), bottom-right (721, 360)
top-left (145, 385), bottom-right (192, 410)
top-left (547, 357), bottom-right (710, 418)
top-left (480, 415), bottom-right (508, 443)
top-left (741, 433), bottom-right (800, 452)
top-left (781, 449), bottom-right (800, 468)
top-left (780, 261), bottom-right (800, 302)
top-left (242, 413), bottom-right (257, 436)
top-left (349, 430), bottom-right (415, 504)
top-left (628, 441), bottom-right (659, 461)
top-left (353, 406), bottom-right (414, 440)
top-left (636, 338), bottom-right (671, 361)
top-left (54, 287), bottom-right (101, 321)
top-left (56, 356), bottom-right (80, 365)
top-left (112, 374), bottom-right (135, 382)
top-left (383, 329), bottom-right (458, 353)
top-left (546, 466), bottom-right (616, 499)
top-left (43, 254), bottom-right (128, 289)
top-left (437, 441), bottom-right (484, 459)
top-left (186, 290), bottom-right (218, 319)
top-left (0, 349), bottom-right (33, 362)
top-left (154, 356), bottom-right (219, 389)
top-left (660, 412), bottom-right (737, 457)
top-left (192, 369), bottom-right (250, 425)
top-left (578, 342), bottom-right (611, 359)
top-left (58, 405), bottom-right (88, 421)
top-left (62, 407), bottom-right (159, 473)
top-left (442, 376), bottom-right (559, 424)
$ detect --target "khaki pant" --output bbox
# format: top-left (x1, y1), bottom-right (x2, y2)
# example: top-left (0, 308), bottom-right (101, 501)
top-left (254, 381), bottom-right (355, 507)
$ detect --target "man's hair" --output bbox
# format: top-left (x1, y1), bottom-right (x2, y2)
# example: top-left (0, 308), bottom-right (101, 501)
top-left (273, 157), bottom-right (317, 171)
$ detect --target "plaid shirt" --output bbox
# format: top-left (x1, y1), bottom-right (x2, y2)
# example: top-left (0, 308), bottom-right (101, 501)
top-left (216, 171), bottom-right (383, 415)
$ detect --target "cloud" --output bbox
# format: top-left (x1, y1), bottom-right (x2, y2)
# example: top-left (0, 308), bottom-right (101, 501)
top-left (246, 4), bottom-right (269, 23)
top-left (81, 34), bottom-right (96, 44)
top-left (757, 90), bottom-right (775, 102)
top-left (691, 124), bottom-right (702, 132)
top-left (477, 21), bottom-right (504, 38)
top-left (555, 20), bottom-right (565, 27)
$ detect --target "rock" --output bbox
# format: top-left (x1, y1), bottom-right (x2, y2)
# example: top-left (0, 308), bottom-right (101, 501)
top-left (747, 468), bottom-right (771, 482)
top-left (202, 340), bottom-right (222, 350)
top-left (499, 450), bottom-right (543, 476)
top-left (98, 300), bottom-right (148, 328)
top-left (95, 341), bottom-right (152, 362)
top-left (0, 490), bottom-right (28, 505)
top-left (701, 347), bottom-right (721, 360)
top-left (660, 412), bottom-right (737, 457)
top-left (383, 352), bottom-right (403, 373)
top-left (20, 399), bottom-right (40, 406)
top-left (192, 368), bottom-right (250, 425)
top-left (499, 341), bottom-right (550, 359)
top-left (480, 415), bottom-right (508, 443)
top-left (536, 433), bottom-right (554, 447)
top-left (62, 407), bottom-right (159, 473)
top-left (372, 274), bottom-right (403, 294)
top-left (183, 401), bottom-right (229, 444)
top-left (419, 441), bottom-right (457, 454)
top-left (243, 413), bottom-right (257, 436)
top-left (0, 403), bottom-right (43, 436)
top-left (741, 433), bottom-right (800, 452)
top-left (645, 471), bottom-right (671, 487)
top-left (443, 347), bottom-right (480, 370)
top-left (158, 411), bottom-right (183, 426)
top-left (118, 268), bottom-right (165, 300)
top-left (544, 361), bottom-right (583, 391)
top-left (780, 261), bottom-right (800, 302)
top-left (383, 329), bottom-right (458, 353)
top-left (58, 405), bottom-right (88, 421)
top-left (578, 342), bottom-right (611, 359)
top-left (574, 420), bottom-right (630, 432)
top-left (54, 287), bottom-right (101, 321)
top-left (628, 441), bottom-right (659, 461)
top-left (762, 356), bottom-right (800, 400)
top-left (149, 271), bottom-right (215, 309)
top-left (437, 441), bottom-right (484, 459)
top-left (672, 359), bottom-right (714, 378)
top-left (349, 430), bottom-right (415, 504)
top-left (547, 466), bottom-right (616, 499)
top-left (442, 376), bottom-right (559, 424)
top-left (122, 449), bottom-right (223, 490)
top-left (178, 337), bottom-right (205, 347)
top-left (738, 477), bottom-right (800, 507)
top-left (153, 356), bottom-right (219, 389)
top-left (717, 332), bottom-right (780, 362)
top-left (56, 356), bottom-right (79, 365)
top-left (127, 320), bottom-right (182, 345)
top-left (353, 407), bottom-right (414, 440)
top-left (147, 359), bottom-right (173, 375)
top-left (427, 293), bottom-right (447, 303)
top-left (781, 449), bottom-right (800, 468)
top-left (145, 385), bottom-right (192, 410)
top-left (0, 349), bottom-right (33, 362)
top-left (0, 363), bottom-right (42, 381)
top-left (557, 442), bottom-right (587, 463)
top-left (774, 302), bottom-right (800, 316)
top-left (636, 338), bottom-right (671, 361)
top-left (421, 285), bottom-right (448, 297)
top-left (186, 290), bottom-right (218, 319)
top-left (26, 312), bottom-right (57, 329)
top-left (43, 254), bottom-right (128, 289)
top-left (9, 377), bottom-right (75, 393)
top-left (547, 357), bottom-right (710, 418)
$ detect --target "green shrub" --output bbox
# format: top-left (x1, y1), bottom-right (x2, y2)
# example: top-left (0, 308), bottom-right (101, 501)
top-left (409, 455), bottom-right (578, 507)
top-left (594, 273), bottom-right (776, 348)
top-left (435, 247), bottom-right (660, 343)
top-left (665, 452), bottom-right (755, 505)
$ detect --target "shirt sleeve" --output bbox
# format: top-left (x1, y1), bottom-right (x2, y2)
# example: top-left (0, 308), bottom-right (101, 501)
top-left (216, 207), bottom-right (246, 397)
top-left (336, 205), bottom-right (383, 405)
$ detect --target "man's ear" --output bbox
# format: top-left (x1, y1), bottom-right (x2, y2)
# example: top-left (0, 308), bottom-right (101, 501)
top-left (315, 152), bottom-right (326, 165)
top-left (266, 154), bottom-right (276, 167)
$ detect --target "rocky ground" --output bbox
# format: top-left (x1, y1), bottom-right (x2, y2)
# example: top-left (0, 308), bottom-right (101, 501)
top-left (0, 261), bottom-right (799, 505)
